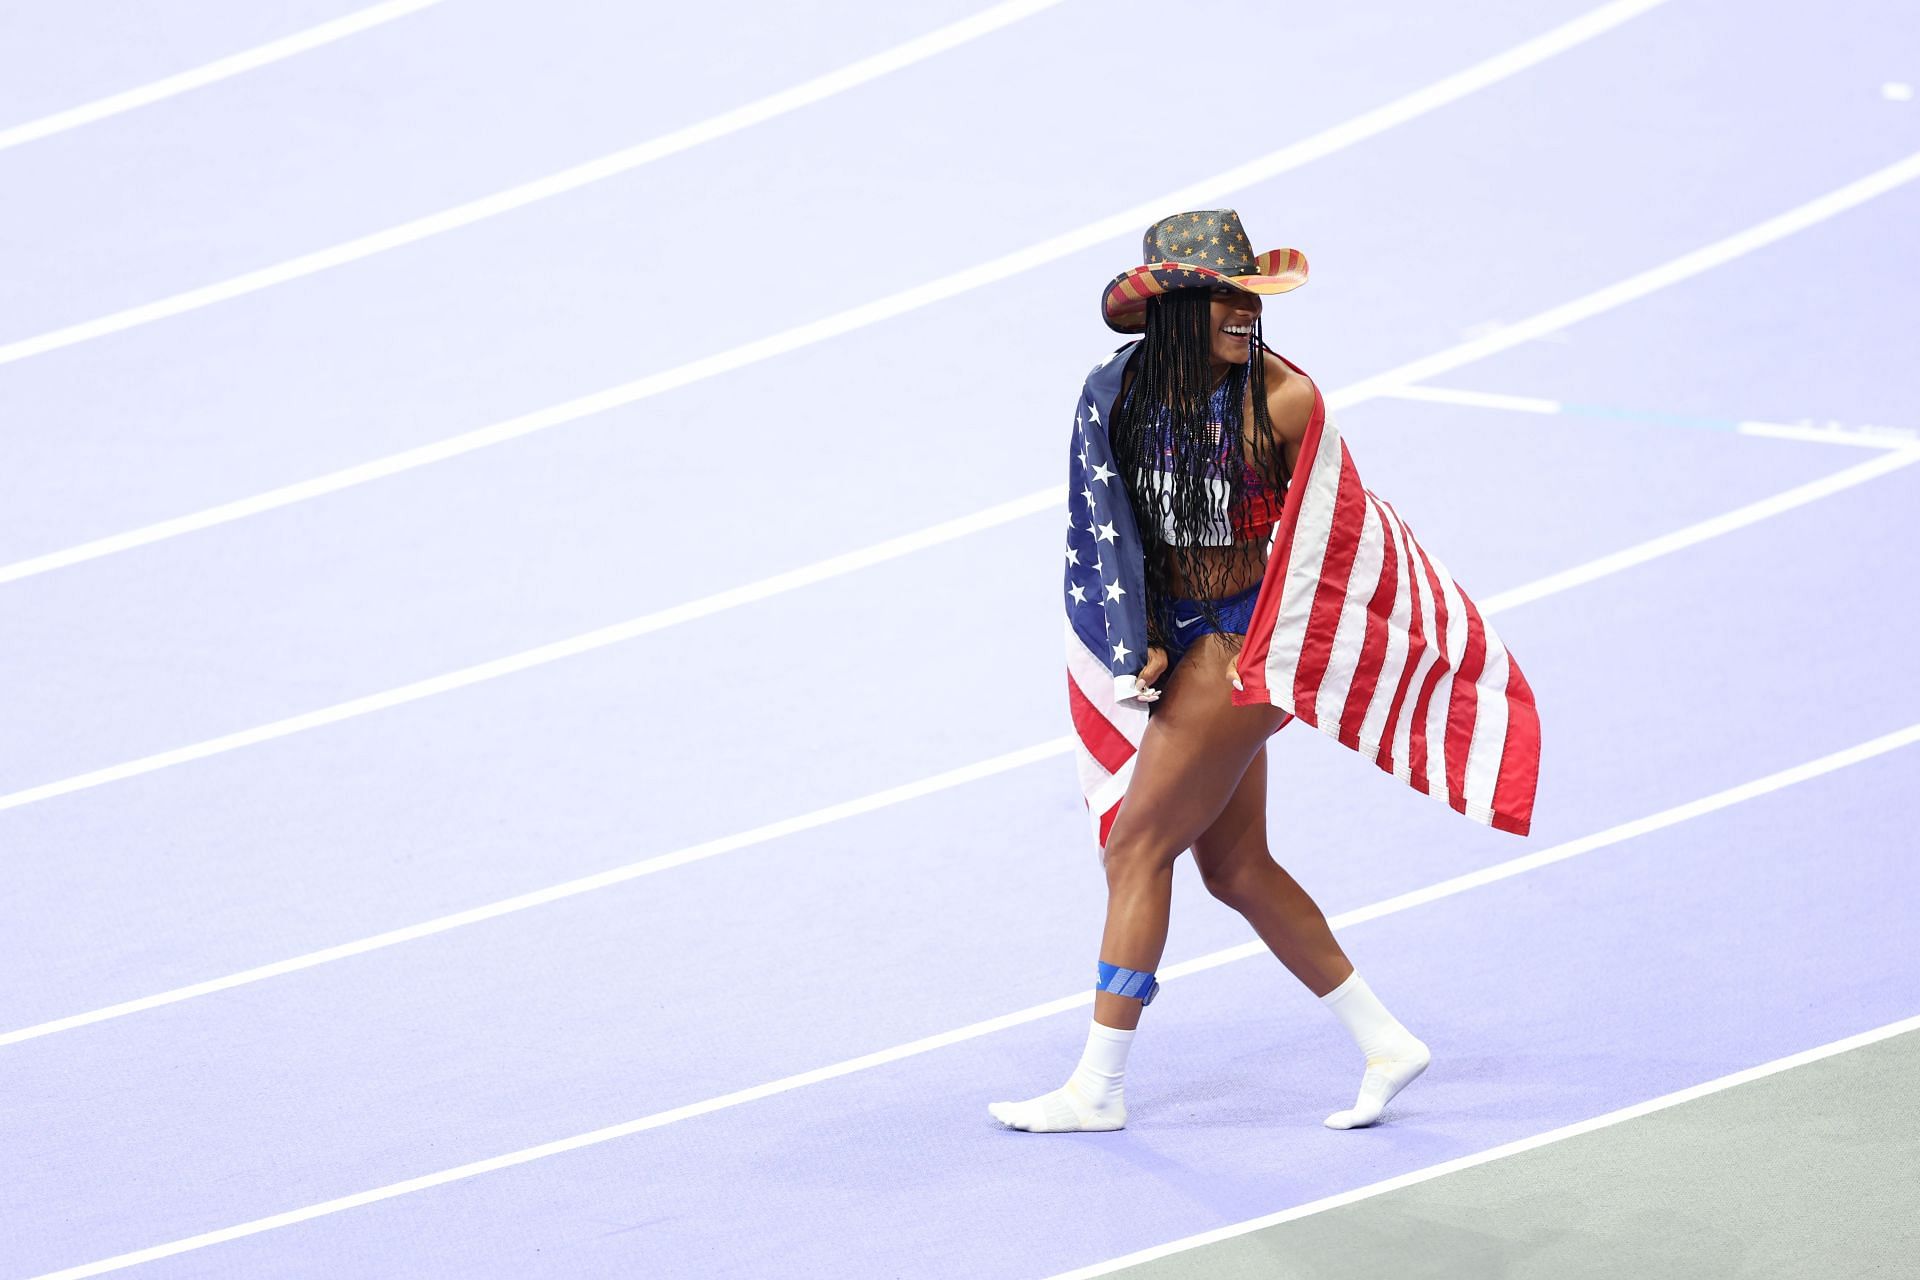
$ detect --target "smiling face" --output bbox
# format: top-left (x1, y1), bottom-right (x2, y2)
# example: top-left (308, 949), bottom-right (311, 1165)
top-left (1208, 285), bottom-right (1262, 370)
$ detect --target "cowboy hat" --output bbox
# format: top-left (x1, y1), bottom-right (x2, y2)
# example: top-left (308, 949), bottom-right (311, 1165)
top-left (1101, 208), bottom-right (1307, 333)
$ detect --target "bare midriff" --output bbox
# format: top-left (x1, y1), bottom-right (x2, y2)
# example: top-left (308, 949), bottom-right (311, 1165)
top-left (1163, 540), bottom-right (1267, 599)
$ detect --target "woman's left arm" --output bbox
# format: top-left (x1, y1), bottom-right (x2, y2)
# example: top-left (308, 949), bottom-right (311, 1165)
top-left (1226, 362), bottom-right (1321, 693)
top-left (1261, 358), bottom-right (1317, 475)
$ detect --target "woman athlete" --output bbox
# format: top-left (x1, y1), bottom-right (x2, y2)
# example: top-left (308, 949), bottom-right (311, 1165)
top-left (989, 210), bottom-right (1431, 1134)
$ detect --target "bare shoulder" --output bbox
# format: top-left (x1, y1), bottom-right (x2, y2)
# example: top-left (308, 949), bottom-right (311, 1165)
top-left (1260, 348), bottom-right (1317, 446)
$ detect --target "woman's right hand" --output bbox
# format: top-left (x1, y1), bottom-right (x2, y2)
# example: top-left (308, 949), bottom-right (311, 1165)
top-left (1136, 645), bottom-right (1169, 701)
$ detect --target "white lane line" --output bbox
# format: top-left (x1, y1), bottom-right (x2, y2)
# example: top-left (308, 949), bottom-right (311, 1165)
top-left (1383, 384), bottom-right (1919, 449)
top-left (1380, 385), bottom-right (1562, 414)
top-left (1475, 446), bottom-right (1918, 614)
top-left (0, 487), bottom-right (1060, 815)
top-left (0, 0), bottom-right (1670, 579)
top-left (2, 400), bottom-right (1915, 824)
top-left (1045, 1012), bottom-right (1920, 1280)
top-left (1737, 420), bottom-right (1919, 449)
top-left (1, 438), bottom-right (1910, 819)
top-left (32, 722), bottom-right (1920, 1280)
top-left (0, 736), bottom-right (1076, 1048)
top-left (0, 1), bottom-right (447, 153)
top-left (7, 453), bottom-right (1915, 1044)
top-left (1336, 147), bottom-right (1920, 406)
top-left (0, 0), bottom-right (1060, 368)
top-left (12, 120), bottom-right (1913, 598)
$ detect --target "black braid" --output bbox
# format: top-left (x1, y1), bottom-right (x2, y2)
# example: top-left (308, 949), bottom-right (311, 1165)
top-left (1109, 290), bottom-right (1295, 656)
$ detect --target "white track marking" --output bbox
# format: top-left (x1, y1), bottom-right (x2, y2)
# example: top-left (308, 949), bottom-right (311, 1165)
top-left (2, 444), bottom-right (1909, 818)
top-left (31, 722), bottom-right (1920, 1280)
top-left (0, 1), bottom-right (446, 153)
top-left (1737, 420), bottom-right (1919, 448)
top-left (1380, 385), bottom-right (1562, 414)
top-left (1383, 384), bottom-right (1918, 449)
top-left (0, 736), bottom-right (1075, 1048)
top-left (0, 487), bottom-right (1060, 815)
top-left (1476, 447), bottom-right (1919, 614)
top-left (0, 0), bottom-right (1669, 577)
top-left (1335, 149), bottom-right (1920, 406)
top-left (0, 0), bottom-right (1061, 367)
top-left (12, 127), bottom-right (1915, 593)
top-left (5, 464), bottom-right (1914, 1039)
top-left (3, 412), bottom-right (1915, 825)
top-left (1045, 1011), bottom-right (1920, 1280)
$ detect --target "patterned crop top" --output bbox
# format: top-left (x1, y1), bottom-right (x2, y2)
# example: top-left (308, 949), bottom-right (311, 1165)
top-left (1133, 361), bottom-right (1317, 547)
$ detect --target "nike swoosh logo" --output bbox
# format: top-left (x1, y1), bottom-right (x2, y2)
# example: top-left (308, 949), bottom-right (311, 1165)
top-left (1175, 615), bottom-right (1202, 628)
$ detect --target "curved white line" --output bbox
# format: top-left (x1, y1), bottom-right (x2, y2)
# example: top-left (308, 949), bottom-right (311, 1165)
top-left (0, 737), bottom-right (1077, 1048)
top-left (0, 0), bottom-right (1065, 367)
top-left (1047, 1009), bottom-right (1920, 1280)
top-left (27, 722), bottom-right (1920, 1279)
top-left (0, 0), bottom-right (1673, 585)
top-left (3, 147), bottom-right (1917, 818)
top-left (4, 443), bottom-right (1915, 1044)
top-left (0, 0), bottom-right (448, 153)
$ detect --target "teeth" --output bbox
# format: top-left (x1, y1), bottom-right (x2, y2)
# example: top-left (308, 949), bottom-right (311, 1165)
top-left (1223, 324), bottom-right (1251, 335)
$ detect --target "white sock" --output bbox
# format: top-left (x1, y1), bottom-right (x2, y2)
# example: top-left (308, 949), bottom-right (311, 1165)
top-left (1318, 970), bottom-right (1430, 1130)
top-left (988, 1020), bottom-right (1134, 1132)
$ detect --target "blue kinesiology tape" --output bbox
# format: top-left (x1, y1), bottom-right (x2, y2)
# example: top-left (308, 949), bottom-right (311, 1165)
top-left (1096, 961), bottom-right (1160, 1006)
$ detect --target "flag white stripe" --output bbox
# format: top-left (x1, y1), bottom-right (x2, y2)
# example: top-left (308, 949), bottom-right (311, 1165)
top-left (1064, 620), bottom-right (1146, 752)
top-left (1263, 419), bottom-right (1349, 698)
top-left (1070, 737), bottom-right (1107, 798)
top-left (1088, 757), bottom-right (1134, 822)
top-left (1356, 493), bottom-right (1415, 761)
top-left (1385, 503), bottom-right (1440, 780)
top-left (1463, 632), bottom-right (1512, 817)
top-left (1065, 614), bottom-right (1146, 843)
top-left (1420, 540), bottom-right (1472, 800)
top-left (1313, 490), bottom-right (1386, 730)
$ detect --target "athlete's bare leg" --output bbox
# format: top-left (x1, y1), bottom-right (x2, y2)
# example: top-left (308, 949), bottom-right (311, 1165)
top-left (990, 633), bottom-right (1424, 1133)
top-left (1182, 688), bottom-right (1429, 1129)
top-left (1188, 744), bottom-right (1353, 998)
top-left (1092, 634), bottom-right (1288, 1031)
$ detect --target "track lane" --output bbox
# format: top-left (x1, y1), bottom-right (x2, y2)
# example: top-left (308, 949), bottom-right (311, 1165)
top-left (6, 61), bottom-right (1914, 794)
top-left (0, 0), bottom-right (1727, 556)
top-left (22, 712), bottom-right (1919, 1278)
top-left (4, 454), bottom-right (1916, 1271)
top-left (0, 0), bottom-right (992, 339)
top-left (0, 0), bottom-right (356, 124)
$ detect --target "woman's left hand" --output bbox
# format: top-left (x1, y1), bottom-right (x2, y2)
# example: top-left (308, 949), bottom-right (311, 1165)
top-left (1136, 645), bottom-right (1169, 701)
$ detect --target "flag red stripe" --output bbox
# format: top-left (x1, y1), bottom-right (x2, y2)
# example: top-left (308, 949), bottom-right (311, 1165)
top-left (1492, 659), bottom-right (1541, 835)
top-left (1067, 672), bottom-right (1136, 776)
top-left (1338, 494), bottom-right (1400, 751)
top-left (1374, 502), bottom-right (1426, 778)
top-left (1405, 530), bottom-right (1454, 792)
top-left (1293, 446), bottom-right (1368, 718)
top-left (1122, 353), bottom-right (1539, 839)
top-left (1443, 588), bottom-right (1491, 813)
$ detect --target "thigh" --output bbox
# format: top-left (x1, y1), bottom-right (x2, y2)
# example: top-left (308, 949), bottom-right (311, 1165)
top-left (1189, 743), bottom-right (1271, 880)
top-left (1105, 634), bottom-right (1289, 860)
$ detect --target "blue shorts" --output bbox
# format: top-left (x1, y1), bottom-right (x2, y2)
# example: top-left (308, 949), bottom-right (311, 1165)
top-left (1153, 581), bottom-right (1262, 673)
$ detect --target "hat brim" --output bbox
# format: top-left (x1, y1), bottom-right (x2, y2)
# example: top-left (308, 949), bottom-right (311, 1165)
top-left (1102, 248), bottom-right (1308, 333)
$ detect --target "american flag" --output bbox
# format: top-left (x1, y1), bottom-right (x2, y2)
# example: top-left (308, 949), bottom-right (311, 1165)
top-left (1065, 343), bottom-right (1541, 845)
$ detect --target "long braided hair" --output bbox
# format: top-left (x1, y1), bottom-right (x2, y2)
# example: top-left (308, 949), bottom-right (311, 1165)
top-left (1108, 288), bottom-right (1293, 653)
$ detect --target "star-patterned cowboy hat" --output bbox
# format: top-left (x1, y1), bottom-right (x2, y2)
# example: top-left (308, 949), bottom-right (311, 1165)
top-left (1101, 209), bottom-right (1307, 333)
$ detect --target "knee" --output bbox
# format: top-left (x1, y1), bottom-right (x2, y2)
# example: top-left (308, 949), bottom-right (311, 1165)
top-left (1198, 856), bottom-right (1270, 909)
top-left (1101, 829), bottom-right (1180, 889)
